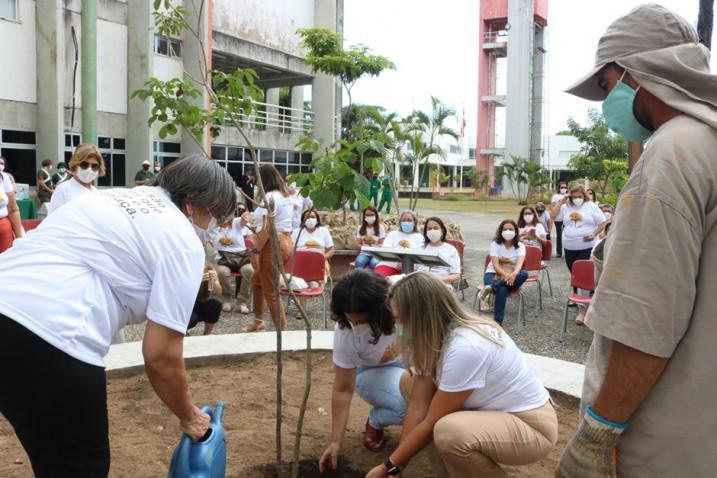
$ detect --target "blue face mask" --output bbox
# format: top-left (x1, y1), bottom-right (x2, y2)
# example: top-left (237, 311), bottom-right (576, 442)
top-left (400, 221), bottom-right (414, 233)
top-left (602, 71), bottom-right (653, 143)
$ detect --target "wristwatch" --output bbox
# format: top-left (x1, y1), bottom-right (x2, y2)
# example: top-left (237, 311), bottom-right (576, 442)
top-left (384, 458), bottom-right (401, 476)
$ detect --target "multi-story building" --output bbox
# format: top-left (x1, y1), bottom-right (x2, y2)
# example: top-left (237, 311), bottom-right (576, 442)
top-left (0, 0), bottom-right (342, 190)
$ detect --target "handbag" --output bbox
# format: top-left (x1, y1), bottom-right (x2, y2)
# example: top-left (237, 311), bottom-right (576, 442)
top-left (217, 250), bottom-right (251, 272)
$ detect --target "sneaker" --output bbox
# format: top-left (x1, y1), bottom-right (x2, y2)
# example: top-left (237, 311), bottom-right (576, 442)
top-left (238, 304), bottom-right (250, 315)
top-left (478, 285), bottom-right (493, 303)
top-left (363, 419), bottom-right (386, 452)
top-left (222, 303), bottom-right (232, 313)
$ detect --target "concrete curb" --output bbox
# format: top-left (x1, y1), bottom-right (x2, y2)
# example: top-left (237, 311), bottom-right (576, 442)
top-left (106, 331), bottom-right (584, 398)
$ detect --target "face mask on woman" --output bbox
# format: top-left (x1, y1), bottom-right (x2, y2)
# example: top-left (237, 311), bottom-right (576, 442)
top-left (350, 321), bottom-right (372, 337)
top-left (401, 222), bottom-right (414, 233)
top-left (426, 229), bottom-right (442, 243)
top-left (77, 167), bottom-right (99, 184)
top-left (523, 214), bottom-right (534, 223)
top-left (572, 198), bottom-right (584, 207)
top-left (560, 187), bottom-right (567, 194)
top-left (305, 218), bottom-right (318, 229)
top-left (502, 229), bottom-right (516, 241)
top-left (58, 168), bottom-right (66, 174)
top-left (365, 215), bottom-right (376, 224)
top-left (0, 165), bottom-right (5, 172)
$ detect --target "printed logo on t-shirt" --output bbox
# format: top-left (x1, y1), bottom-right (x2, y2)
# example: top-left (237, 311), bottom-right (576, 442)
top-left (379, 342), bottom-right (399, 363)
top-left (102, 189), bottom-right (167, 218)
top-left (0, 191), bottom-right (6, 204)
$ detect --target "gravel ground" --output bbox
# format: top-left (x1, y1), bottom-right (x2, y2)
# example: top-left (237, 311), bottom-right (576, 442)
top-left (124, 209), bottom-right (593, 364)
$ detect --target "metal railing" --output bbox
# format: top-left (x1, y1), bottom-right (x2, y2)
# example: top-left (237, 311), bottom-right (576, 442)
top-left (225, 100), bottom-right (314, 135)
top-left (484, 31), bottom-right (508, 44)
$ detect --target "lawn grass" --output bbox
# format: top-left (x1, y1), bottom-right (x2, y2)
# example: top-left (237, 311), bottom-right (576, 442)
top-left (398, 198), bottom-right (524, 215)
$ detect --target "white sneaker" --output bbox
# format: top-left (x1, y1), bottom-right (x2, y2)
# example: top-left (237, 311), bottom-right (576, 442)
top-left (238, 304), bottom-right (250, 315)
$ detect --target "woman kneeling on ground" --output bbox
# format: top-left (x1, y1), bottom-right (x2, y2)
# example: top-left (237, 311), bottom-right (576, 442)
top-left (319, 269), bottom-right (407, 473)
top-left (479, 219), bottom-right (528, 325)
top-left (365, 272), bottom-right (557, 478)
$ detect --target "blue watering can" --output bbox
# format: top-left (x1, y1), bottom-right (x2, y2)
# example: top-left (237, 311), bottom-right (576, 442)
top-left (167, 401), bottom-right (226, 478)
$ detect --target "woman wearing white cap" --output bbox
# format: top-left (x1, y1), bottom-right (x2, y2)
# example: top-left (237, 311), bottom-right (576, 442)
top-left (0, 155), bottom-right (236, 477)
top-left (48, 144), bottom-right (106, 214)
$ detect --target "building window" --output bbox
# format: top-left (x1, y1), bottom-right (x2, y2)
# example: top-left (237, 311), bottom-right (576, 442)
top-left (153, 140), bottom-right (181, 166)
top-left (64, 133), bottom-right (83, 164)
top-left (97, 136), bottom-right (126, 187)
top-left (0, 128), bottom-right (37, 185)
top-left (0, 0), bottom-right (18, 21)
top-left (449, 145), bottom-right (461, 155)
top-left (469, 148), bottom-right (476, 159)
top-left (210, 145), bottom-right (312, 184)
top-left (154, 34), bottom-right (182, 58)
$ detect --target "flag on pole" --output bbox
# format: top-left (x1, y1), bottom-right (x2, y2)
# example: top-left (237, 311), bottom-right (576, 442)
top-left (460, 106), bottom-right (466, 137)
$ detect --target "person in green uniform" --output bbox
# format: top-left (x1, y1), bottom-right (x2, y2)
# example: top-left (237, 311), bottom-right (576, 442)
top-left (378, 175), bottom-right (393, 214)
top-left (134, 160), bottom-right (155, 186)
top-left (368, 173), bottom-right (380, 207)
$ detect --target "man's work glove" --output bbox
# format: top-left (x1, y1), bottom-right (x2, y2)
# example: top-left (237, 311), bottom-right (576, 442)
top-left (555, 405), bottom-right (627, 478)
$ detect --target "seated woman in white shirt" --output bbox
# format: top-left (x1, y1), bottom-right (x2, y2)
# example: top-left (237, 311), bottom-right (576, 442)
top-left (212, 211), bottom-right (254, 315)
top-left (517, 206), bottom-right (547, 248)
top-left (374, 210), bottom-right (423, 277)
top-left (414, 216), bottom-right (460, 288)
top-left (319, 270), bottom-right (407, 474)
top-left (363, 272), bottom-right (557, 478)
top-left (479, 219), bottom-right (528, 325)
top-left (354, 206), bottom-right (386, 269)
top-left (48, 144), bottom-right (105, 214)
top-left (291, 208), bottom-right (335, 310)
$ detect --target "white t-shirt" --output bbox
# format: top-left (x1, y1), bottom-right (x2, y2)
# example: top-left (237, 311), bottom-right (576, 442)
top-left (0, 186), bottom-right (205, 366)
top-left (48, 177), bottom-right (96, 214)
top-left (332, 323), bottom-right (402, 369)
top-left (550, 192), bottom-right (565, 206)
top-left (555, 202), bottom-right (606, 251)
top-left (0, 173), bottom-right (13, 218)
top-left (376, 230), bottom-right (424, 269)
top-left (414, 242), bottom-right (461, 279)
top-left (253, 190), bottom-right (293, 233)
top-left (210, 218), bottom-right (247, 254)
top-left (438, 325), bottom-right (549, 412)
top-left (537, 211), bottom-right (551, 232)
top-left (518, 223), bottom-right (547, 248)
top-left (486, 241), bottom-right (526, 274)
top-left (291, 226), bottom-right (334, 252)
top-left (290, 192), bottom-right (314, 231)
top-left (355, 224), bottom-right (387, 243)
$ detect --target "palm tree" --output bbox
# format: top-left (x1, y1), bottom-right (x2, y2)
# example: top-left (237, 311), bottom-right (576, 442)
top-left (698, 0), bottom-right (714, 50)
top-left (403, 131), bottom-right (442, 210)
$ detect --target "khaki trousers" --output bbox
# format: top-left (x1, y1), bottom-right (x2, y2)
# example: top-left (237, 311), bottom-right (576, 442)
top-left (216, 262), bottom-right (254, 306)
top-left (400, 373), bottom-right (558, 478)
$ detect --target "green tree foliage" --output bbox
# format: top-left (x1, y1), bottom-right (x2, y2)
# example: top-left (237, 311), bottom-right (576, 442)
top-left (566, 108), bottom-right (628, 194)
top-left (502, 156), bottom-right (549, 205)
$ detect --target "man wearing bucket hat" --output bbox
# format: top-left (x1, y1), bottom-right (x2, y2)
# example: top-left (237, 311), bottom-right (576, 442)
top-left (556, 4), bottom-right (717, 478)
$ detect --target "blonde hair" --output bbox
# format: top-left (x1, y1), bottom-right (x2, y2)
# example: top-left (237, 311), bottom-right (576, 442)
top-left (388, 272), bottom-right (503, 377)
top-left (69, 144), bottom-right (106, 177)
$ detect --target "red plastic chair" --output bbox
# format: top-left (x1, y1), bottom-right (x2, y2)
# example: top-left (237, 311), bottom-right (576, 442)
top-left (280, 249), bottom-right (328, 328)
top-left (21, 219), bottom-right (42, 232)
top-left (446, 239), bottom-right (466, 299)
top-left (540, 240), bottom-right (554, 296)
top-left (472, 255), bottom-right (526, 326)
top-left (560, 259), bottom-right (595, 342)
top-left (522, 246), bottom-right (545, 310)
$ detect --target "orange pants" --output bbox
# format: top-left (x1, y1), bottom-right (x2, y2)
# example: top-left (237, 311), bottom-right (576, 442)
top-left (0, 217), bottom-right (13, 253)
top-left (252, 231), bottom-right (293, 328)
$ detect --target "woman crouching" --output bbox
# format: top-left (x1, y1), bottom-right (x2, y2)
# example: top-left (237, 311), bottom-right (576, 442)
top-left (319, 269), bottom-right (407, 473)
top-left (365, 272), bottom-right (557, 478)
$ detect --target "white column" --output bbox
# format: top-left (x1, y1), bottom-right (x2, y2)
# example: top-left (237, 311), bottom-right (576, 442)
top-left (290, 86), bottom-right (305, 133)
top-left (182, 0), bottom-right (210, 156)
top-left (312, 0), bottom-right (340, 147)
top-left (266, 87), bottom-right (280, 131)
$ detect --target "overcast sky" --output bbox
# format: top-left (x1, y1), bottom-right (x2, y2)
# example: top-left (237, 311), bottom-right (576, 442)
top-left (343, 0), bottom-right (717, 136)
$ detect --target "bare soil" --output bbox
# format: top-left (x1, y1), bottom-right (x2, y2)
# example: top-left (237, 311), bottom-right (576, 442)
top-left (0, 351), bottom-right (578, 477)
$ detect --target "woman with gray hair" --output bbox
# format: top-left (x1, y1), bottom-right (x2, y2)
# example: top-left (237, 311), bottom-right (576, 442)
top-left (374, 210), bottom-right (424, 277)
top-left (0, 155), bottom-right (235, 477)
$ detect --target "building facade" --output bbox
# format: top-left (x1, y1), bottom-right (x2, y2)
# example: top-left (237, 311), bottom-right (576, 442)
top-left (0, 0), bottom-right (342, 189)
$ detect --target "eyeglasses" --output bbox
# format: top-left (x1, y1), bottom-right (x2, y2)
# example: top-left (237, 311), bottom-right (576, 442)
top-left (79, 161), bottom-right (100, 172)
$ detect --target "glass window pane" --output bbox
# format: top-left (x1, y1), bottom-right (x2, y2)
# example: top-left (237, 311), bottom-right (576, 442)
top-left (287, 164), bottom-right (300, 175)
top-left (211, 146), bottom-right (226, 160)
top-left (97, 137), bottom-right (111, 149)
top-left (0, 148), bottom-right (36, 185)
top-left (274, 150), bottom-right (287, 165)
top-left (112, 154), bottom-right (126, 187)
top-left (170, 38), bottom-right (182, 58)
top-left (300, 164), bottom-right (311, 174)
top-left (154, 34), bottom-right (168, 55)
top-left (259, 149), bottom-right (273, 163)
top-left (2, 129), bottom-right (36, 145)
top-left (163, 156), bottom-right (179, 166)
top-left (73, 135), bottom-right (81, 146)
top-left (0, 0), bottom-right (18, 20)
top-left (227, 147), bottom-right (241, 161)
top-left (162, 142), bottom-right (181, 153)
top-left (97, 153), bottom-right (112, 187)
top-left (290, 152), bottom-right (301, 164)
top-left (113, 138), bottom-right (126, 150)
top-left (227, 162), bottom-right (242, 184)
top-left (65, 134), bottom-right (72, 147)
top-left (64, 151), bottom-right (72, 163)
top-left (301, 153), bottom-right (312, 165)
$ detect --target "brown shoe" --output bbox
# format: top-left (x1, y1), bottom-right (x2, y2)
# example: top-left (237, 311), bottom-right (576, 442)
top-left (363, 419), bottom-right (386, 452)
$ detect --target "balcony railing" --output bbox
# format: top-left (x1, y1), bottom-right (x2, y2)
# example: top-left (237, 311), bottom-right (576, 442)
top-left (226, 100), bottom-right (315, 135)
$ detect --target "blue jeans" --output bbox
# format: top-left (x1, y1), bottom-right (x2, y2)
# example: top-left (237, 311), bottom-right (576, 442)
top-left (355, 364), bottom-right (407, 429)
top-left (483, 270), bottom-right (529, 325)
top-left (355, 253), bottom-right (379, 269)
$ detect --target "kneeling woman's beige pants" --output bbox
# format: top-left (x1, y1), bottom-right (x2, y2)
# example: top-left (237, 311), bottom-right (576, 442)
top-left (400, 374), bottom-right (558, 478)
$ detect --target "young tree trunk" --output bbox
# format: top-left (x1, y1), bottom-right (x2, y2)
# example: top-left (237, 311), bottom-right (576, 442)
top-left (698, 0), bottom-right (714, 50)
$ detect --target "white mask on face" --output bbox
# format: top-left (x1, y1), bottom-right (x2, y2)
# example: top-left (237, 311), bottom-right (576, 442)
top-left (350, 322), bottom-right (372, 338)
top-left (0, 165), bottom-right (4, 172)
top-left (192, 215), bottom-right (218, 241)
top-left (572, 198), bottom-right (584, 207)
top-left (77, 167), bottom-right (99, 184)
top-left (365, 215), bottom-right (376, 224)
top-left (604, 212), bottom-right (612, 220)
top-left (523, 214), bottom-right (534, 223)
top-left (560, 188), bottom-right (567, 193)
top-left (305, 218), bottom-right (318, 229)
top-left (501, 229), bottom-right (516, 241)
top-left (426, 229), bottom-right (442, 243)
